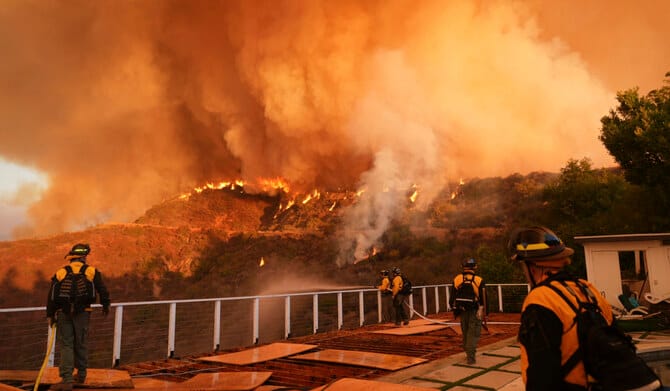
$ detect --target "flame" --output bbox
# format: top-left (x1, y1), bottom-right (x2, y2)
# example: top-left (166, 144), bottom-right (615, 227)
top-left (302, 189), bottom-right (321, 204)
top-left (259, 257), bottom-right (265, 267)
top-left (260, 177), bottom-right (290, 193)
top-left (409, 189), bottom-right (418, 203)
top-left (179, 177), bottom-right (293, 201)
top-left (285, 199), bottom-right (295, 210)
top-left (451, 192), bottom-right (457, 200)
top-left (459, 178), bottom-right (465, 186)
top-left (329, 201), bottom-right (337, 211)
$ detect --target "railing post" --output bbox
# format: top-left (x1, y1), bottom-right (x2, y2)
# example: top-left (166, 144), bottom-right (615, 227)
top-left (337, 293), bottom-right (343, 330)
top-left (213, 300), bottom-right (221, 351)
top-left (312, 294), bottom-right (319, 334)
top-left (167, 303), bottom-right (176, 358)
top-left (408, 294), bottom-right (414, 319)
top-left (421, 287), bottom-right (427, 315)
top-left (112, 305), bottom-right (123, 367)
top-left (47, 324), bottom-right (57, 367)
top-left (359, 291), bottom-right (365, 327)
top-left (253, 298), bottom-right (260, 345)
top-left (498, 285), bottom-right (504, 312)
top-left (446, 285), bottom-right (451, 311)
top-left (434, 286), bottom-right (440, 313)
top-left (284, 296), bottom-right (291, 339)
top-left (377, 291), bottom-right (382, 323)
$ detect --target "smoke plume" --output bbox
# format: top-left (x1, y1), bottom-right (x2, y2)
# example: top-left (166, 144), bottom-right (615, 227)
top-left (1, 0), bottom-right (668, 261)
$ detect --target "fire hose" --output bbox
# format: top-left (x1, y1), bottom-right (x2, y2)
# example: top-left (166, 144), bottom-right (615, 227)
top-left (404, 299), bottom-right (520, 327)
top-left (34, 323), bottom-right (57, 391)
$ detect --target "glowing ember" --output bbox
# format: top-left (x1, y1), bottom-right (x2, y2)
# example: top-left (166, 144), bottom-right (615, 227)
top-left (259, 257), bottom-right (265, 267)
top-left (329, 201), bottom-right (337, 211)
top-left (409, 190), bottom-right (418, 203)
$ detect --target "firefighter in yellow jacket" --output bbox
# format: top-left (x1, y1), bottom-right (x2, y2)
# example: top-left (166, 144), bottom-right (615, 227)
top-left (376, 269), bottom-right (394, 323)
top-left (451, 258), bottom-right (485, 364)
top-left (46, 243), bottom-right (110, 390)
top-left (509, 226), bottom-right (612, 391)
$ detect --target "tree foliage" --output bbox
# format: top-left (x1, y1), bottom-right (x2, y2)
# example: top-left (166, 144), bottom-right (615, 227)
top-left (599, 72), bottom-right (670, 215)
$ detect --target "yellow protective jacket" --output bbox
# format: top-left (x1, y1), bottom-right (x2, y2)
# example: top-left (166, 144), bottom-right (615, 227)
top-left (377, 276), bottom-right (392, 294)
top-left (520, 276), bottom-right (613, 389)
top-left (452, 270), bottom-right (484, 306)
top-left (46, 259), bottom-right (110, 317)
top-left (391, 275), bottom-right (403, 297)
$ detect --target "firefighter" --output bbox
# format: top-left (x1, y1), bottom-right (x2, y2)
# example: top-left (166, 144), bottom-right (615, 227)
top-left (391, 267), bottom-right (410, 326)
top-left (451, 258), bottom-right (486, 364)
top-left (376, 269), bottom-right (394, 323)
top-left (509, 226), bottom-right (616, 390)
top-left (46, 243), bottom-right (111, 390)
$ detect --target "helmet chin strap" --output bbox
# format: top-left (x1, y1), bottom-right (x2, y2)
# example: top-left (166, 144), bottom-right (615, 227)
top-left (524, 262), bottom-right (561, 288)
top-left (522, 262), bottom-right (539, 288)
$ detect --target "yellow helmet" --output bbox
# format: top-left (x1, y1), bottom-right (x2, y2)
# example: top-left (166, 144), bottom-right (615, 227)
top-left (509, 226), bottom-right (573, 263)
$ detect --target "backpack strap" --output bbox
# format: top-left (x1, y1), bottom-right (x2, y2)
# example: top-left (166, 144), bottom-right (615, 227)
top-left (543, 280), bottom-right (584, 379)
top-left (461, 272), bottom-right (480, 297)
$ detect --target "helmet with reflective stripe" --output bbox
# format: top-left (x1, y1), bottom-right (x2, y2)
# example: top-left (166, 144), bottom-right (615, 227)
top-left (462, 258), bottom-right (477, 269)
top-left (391, 267), bottom-right (401, 275)
top-left (68, 243), bottom-right (90, 257)
top-left (509, 226), bottom-right (573, 263)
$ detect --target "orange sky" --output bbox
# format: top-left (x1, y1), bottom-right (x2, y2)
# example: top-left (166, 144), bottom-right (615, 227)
top-left (0, 0), bottom-right (668, 246)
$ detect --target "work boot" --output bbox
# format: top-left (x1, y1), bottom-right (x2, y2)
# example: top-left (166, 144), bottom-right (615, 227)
top-left (74, 373), bottom-right (86, 385)
top-left (50, 382), bottom-right (73, 391)
top-left (403, 320), bottom-right (410, 325)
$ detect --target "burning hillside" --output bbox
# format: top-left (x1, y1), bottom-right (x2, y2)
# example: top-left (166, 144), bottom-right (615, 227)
top-left (9, 0), bottom-right (670, 241)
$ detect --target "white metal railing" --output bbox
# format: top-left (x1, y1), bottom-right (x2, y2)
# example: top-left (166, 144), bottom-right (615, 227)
top-left (0, 283), bottom-right (529, 369)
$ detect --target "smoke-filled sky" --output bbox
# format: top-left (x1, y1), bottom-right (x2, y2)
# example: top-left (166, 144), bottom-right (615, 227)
top-left (1, 1), bottom-right (669, 250)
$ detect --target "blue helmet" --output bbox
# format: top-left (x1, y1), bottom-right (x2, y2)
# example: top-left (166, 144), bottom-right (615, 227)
top-left (462, 258), bottom-right (477, 269)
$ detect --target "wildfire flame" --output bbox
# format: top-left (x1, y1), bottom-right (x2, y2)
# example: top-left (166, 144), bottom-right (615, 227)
top-left (259, 257), bottom-right (265, 267)
top-left (179, 177), bottom-right (290, 201)
top-left (409, 184), bottom-right (419, 203)
top-left (260, 177), bottom-right (290, 193)
top-left (302, 189), bottom-right (321, 204)
top-left (451, 178), bottom-right (465, 200)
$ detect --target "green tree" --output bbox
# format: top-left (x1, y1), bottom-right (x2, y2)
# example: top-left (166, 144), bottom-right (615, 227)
top-left (599, 72), bottom-right (670, 221)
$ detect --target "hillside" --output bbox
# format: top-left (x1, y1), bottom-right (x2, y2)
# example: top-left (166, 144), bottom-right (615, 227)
top-left (0, 173), bottom-right (557, 307)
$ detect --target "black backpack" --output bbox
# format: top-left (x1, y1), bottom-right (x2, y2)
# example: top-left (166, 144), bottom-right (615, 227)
top-left (52, 264), bottom-right (96, 314)
top-left (400, 275), bottom-right (413, 295)
top-left (546, 279), bottom-right (661, 391)
top-left (453, 273), bottom-right (479, 311)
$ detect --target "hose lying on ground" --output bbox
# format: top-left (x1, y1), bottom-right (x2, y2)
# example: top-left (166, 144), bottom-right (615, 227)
top-left (34, 323), bottom-right (57, 391)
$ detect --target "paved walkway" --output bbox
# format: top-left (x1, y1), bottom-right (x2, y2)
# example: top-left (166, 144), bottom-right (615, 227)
top-left (378, 330), bottom-right (670, 390)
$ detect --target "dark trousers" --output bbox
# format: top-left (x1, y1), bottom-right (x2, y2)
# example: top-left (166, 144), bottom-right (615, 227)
top-left (57, 311), bottom-right (91, 382)
top-left (459, 308), bottom-right (482, 362)
top-left (381, 293), bottom-right (394, 322)
top-left (393, 293), bottom-right (409, 324)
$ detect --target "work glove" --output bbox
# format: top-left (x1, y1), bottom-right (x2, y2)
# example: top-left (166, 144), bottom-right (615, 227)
top-left (476, 305), bottom-right (483, 320)
top-left (102, 306), bottom-right (110, 317)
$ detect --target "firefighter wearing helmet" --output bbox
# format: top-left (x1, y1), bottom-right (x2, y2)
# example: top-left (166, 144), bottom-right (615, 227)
top-left (510, 226), bottom-right (616, 390)
top-left (451, 258), bottom-right (486, 364)
top-left (376, 269), bottom-right (394, 322)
